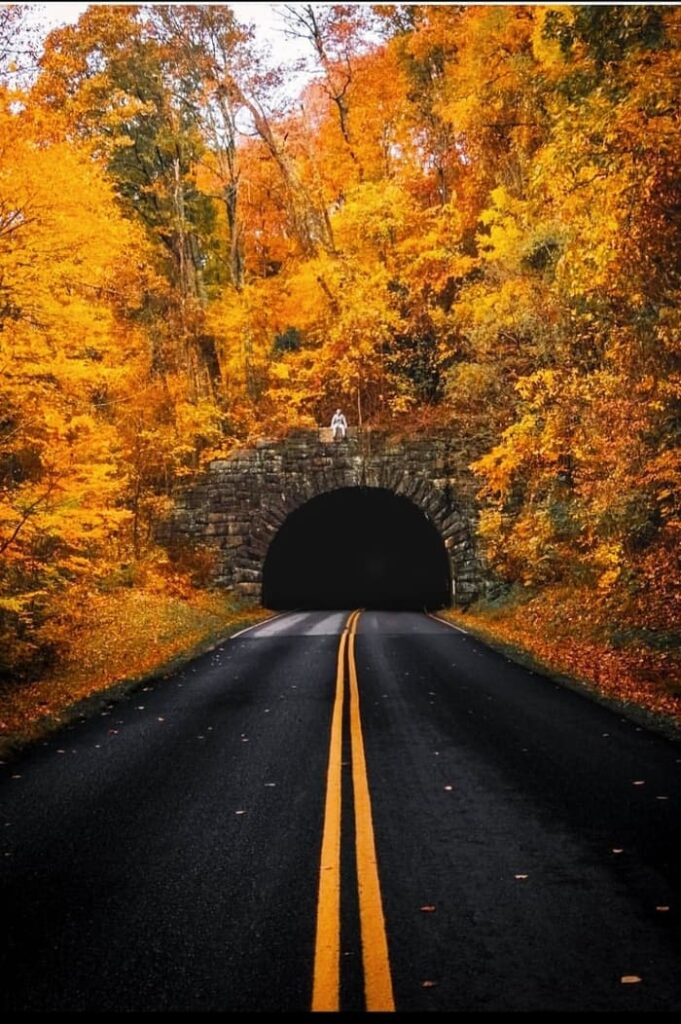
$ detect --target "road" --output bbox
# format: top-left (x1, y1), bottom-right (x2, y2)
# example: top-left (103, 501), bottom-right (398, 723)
top-left (1, 610), bottom-right (680, 1012)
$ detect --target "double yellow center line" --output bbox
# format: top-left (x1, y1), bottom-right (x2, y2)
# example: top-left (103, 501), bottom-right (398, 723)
top-left (312, 611), bottom-right (395, 1013)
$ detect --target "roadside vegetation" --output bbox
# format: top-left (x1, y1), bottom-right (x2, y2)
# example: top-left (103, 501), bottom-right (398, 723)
top-left (0, 573), bottom-right (269, 755)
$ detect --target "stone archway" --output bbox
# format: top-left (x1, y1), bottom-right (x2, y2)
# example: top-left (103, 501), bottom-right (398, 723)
top-left (159, 429), bottom-right (491, 605)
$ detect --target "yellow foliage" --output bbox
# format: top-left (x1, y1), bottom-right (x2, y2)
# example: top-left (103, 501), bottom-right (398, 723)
top-left (1, 3), bottom-right (679, 705)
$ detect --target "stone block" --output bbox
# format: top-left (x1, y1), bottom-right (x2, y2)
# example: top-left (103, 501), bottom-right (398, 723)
top-left (156, 428), bottom-right (493, 596)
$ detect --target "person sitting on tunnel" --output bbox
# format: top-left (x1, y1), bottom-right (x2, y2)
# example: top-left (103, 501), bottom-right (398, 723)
top-left (330, 408), bottom-right (348, 441)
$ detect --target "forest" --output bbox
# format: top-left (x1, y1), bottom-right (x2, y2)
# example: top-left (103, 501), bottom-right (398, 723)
top-left (0, 4), bottom-right (679, 737)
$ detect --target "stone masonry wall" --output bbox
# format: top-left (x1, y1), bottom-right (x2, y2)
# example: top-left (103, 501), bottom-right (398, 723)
top-left (160, 428), bottom-right (494, 606)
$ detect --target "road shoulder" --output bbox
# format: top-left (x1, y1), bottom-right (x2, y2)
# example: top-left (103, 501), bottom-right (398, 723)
top-left (436, 611), bottom-right (681, 743)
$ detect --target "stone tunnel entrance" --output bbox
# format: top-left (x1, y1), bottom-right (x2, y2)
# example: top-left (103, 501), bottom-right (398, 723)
top-left (261, 487), bottom-right (451, 610)
top-left (160, 428), bottom-right (491, 606)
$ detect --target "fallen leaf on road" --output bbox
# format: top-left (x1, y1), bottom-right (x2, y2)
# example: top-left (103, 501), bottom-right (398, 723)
top-left (621, 976), bottom-right (642, 984)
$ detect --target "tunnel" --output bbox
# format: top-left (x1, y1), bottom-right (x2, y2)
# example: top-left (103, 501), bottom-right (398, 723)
top-left (261, 487), bottom-right (451, 610)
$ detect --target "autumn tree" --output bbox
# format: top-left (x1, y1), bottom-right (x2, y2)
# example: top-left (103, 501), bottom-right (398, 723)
top-left (36, 5), bottom-right (223, 394)
top-left (2, 3), bottom-right (679, 683)
top-left (460, 6), bottom-right (681, 630)
top-left (0, 92), bottom-right (153, 673)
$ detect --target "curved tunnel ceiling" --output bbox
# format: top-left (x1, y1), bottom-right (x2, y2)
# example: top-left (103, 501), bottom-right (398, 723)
top-left (261, 487), bottom-right (451, 611)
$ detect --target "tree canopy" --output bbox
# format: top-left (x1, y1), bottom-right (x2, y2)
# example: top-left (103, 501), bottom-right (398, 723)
top-left (1, 4), bottom-right (679, 680)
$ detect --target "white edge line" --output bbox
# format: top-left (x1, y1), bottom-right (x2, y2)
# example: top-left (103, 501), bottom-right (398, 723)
top-left (429, 612), bottom-right (468, 635)
top-left (230, 610), bottom-right (290, 640)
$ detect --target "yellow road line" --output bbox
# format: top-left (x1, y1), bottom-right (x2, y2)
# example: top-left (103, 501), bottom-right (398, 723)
top-left (312, 610), bottom-right (394, 1012)
top-left (348, 613), bottom-right (396, 1012)
top-left (311, 611), bottom-right (357, 1012)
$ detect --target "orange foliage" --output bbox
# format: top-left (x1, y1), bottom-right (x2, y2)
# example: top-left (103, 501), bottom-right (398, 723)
top-left (0, 5), bottom-right (678, 714)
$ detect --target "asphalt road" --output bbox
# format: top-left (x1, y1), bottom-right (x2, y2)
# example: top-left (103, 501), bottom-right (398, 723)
top-left (1, 610), bottom-right (680, 1012)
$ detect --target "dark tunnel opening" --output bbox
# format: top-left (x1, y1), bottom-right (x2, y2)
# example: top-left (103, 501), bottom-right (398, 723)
top-left (261, 487), bottom-right (452, 610)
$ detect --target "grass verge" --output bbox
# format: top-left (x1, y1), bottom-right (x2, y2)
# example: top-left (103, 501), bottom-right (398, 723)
top-left (0, 589), bottom-right (272, 759)
top-left (440, 589), bottom-right (681, 740)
